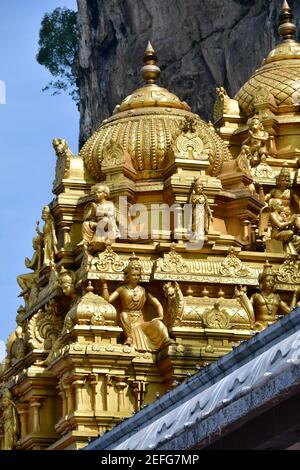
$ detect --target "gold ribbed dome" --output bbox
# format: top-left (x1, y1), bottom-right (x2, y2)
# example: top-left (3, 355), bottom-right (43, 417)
top-left (235, 1), bottom-right (300, 116)
top-left (80, 43), bottom-right (231, 179)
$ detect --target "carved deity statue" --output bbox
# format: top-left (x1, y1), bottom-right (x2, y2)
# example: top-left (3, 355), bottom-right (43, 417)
top-left (1, 389), bottom-right (19, 450)
top-left (102, 257), bottom-right (174, 350)
top-left (269, 199), bottom-right (300, 253)
top-left (235, 263), bottom-right (298, 331)
top-left (36, 206), bottom-right (58, 266)
top-left (189, 178), bottom-right (213, 238)
top-left (17, 227), bottom-right (42, 295)
top-left (78, 184), bottom-right (120, 248)
top-left (42, 267), bottom-right (78, 366)
top-left (265, 166), bottom-right (300, 223)
top-left (242, 116), bottom-right (269, 162)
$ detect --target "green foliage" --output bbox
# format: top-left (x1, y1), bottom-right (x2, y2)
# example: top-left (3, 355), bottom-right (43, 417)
top-left (36, 7), bottom-right (79, 103)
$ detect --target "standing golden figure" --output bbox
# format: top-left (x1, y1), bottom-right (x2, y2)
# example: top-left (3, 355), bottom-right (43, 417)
top-left (78, 184), bottom-right (120, 248)
top-left (102, 257), bottom-right (173, 350)
top-left (37, 206), bottom-right (58, 266)
top-left (189, 178), bottom-right (213, 238)
top-left (0, 389), bottom-right (19, 450)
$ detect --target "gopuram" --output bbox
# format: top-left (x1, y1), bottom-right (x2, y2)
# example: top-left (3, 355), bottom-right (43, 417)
top-left (1, 1), bottom-right (300, 450)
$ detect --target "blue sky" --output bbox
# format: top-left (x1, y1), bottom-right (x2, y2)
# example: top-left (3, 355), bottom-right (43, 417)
top-left (0, 0), bottom-right (78, 358)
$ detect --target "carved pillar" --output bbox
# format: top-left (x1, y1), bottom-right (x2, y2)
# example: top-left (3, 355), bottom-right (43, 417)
top-left (73, 378), bottom-right (85, 411)
top-left (129, 380), bottom-right (148, 412)
top-left (61, 223), bottom-right (71, 250)
top-left (242, 219), bottom-right (250, 242)
top-left (30, 398), bottom-right (42, 433)
top-left (89, 374), bottom-right (100, 412)
top-left (17, 403), bottom-right (29, 438)
top-left (113, 377), bottom-right (128, 412)
top-left (173, 204), bottom-right (186, 241)
top-left (58, 383), bottom-right (66, 416)
top-left (64, 383), bottom-right (74, 415)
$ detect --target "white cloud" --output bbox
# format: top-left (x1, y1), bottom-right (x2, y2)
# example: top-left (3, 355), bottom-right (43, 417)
top-left (0, 340), bottom-right (6, 362)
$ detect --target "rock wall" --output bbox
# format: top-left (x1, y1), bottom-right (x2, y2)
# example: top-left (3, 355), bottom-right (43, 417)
top-left (76, 0), bottom-right (300, 147)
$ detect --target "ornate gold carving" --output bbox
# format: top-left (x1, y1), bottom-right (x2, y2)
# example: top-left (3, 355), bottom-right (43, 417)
top-left (28, 300), bottom-right (63, 350)
top-left (172, 117), bottom-right (211, 161)
top-left (102, 139), bottom-right (126, 167)
top-left (277, 254), bottom-right (300, 283)
top-left (91, 243), bottom-right (126, 273)
top-left (156, 244), bottom-right (189, 275)
top-left (66, 284), bottom-right (117, 327)
top-left (154, 251), bottom-right (259, 285)
top-left (219, 250), bottom-right (253, 277)
top-left (163, 281), bottom-right (185, 329)
top-left (252, 155), bottom-right (276, 179)
top-left (213, 87), bottom-right (240, 121)
top-left (202, 302), bottom-right (231, 329)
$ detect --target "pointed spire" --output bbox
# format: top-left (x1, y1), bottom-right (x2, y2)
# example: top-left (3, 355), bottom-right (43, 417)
top-left (279, 0), bottom-right (296, 42)
top-left (140, 41), bottom-right (161, 84)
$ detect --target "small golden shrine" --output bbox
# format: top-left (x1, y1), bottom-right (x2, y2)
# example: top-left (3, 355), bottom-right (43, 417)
top-left (1, 1), bottom-right (300, 450)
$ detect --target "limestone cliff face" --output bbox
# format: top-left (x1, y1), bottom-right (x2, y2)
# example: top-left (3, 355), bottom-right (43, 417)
top-left (77, 0), bottom-right (300, 147)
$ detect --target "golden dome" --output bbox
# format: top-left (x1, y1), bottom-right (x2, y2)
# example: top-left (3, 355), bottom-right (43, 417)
top-left (115, 41), bottom-right (191, 114)
top-left (235, 1), bottom-right (300, 116)
top-left (80, 43), bottom-right (231, 180)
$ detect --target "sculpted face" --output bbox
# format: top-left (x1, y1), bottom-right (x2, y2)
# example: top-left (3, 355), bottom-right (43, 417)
top-left (42, 207), bottom-right (50, 221)
top-left (94, 188), bottom-right (106, 202)
top-left (93, 185), bottom-right (109, 203)
top-left (278, 175), bottom-right (291, 190)
top-left (61, 279), bottom-right (74, 296)
top-left (252, 118), bottom-right (260, 130)
top-left (195, 182), bottom-right (203, 194)
top-left (261, 274), bottom-right (276, 292)
top-left (126, 267), bottom-right (141, 285)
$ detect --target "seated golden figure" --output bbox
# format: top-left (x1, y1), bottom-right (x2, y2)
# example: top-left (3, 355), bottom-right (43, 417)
top-left (235, 263), bottom-right (298, 331)
top-left (78, 184), bottom-right (120, 248)
top-left (265, 167), bottom-right (300, 228)
top-left (102, 257), bottom-right (174, 351)
top-left (269, 199), bottom-right (300, 253)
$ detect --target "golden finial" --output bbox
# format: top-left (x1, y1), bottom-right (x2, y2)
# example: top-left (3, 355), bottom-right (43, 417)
top-left (140, 41), bottom-right (161, 84)
top-left (279, 0), bottom-right (296, 42)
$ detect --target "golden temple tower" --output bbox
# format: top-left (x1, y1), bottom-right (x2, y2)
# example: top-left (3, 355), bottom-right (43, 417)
top-left (1, 1), bottom-right (300, 450)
